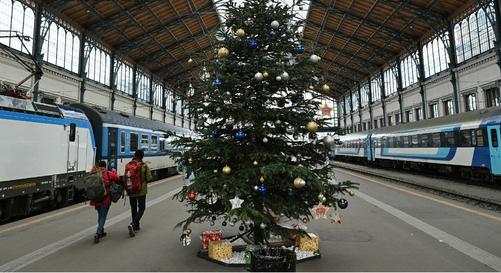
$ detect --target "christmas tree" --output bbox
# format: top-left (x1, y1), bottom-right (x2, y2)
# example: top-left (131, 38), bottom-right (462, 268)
top-left (173, 0), bottom-right (357, 245)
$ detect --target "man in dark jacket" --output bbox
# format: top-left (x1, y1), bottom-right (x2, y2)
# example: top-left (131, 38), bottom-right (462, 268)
top-left (127, 149), bottom-right (152, 237)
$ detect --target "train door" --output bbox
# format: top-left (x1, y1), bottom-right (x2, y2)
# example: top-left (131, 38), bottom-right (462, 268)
top-left (66, 123), bottom-right (79, 172)
top-left (366, 134), bottom-right (374, 161)
top-left (108, 128), bottom-right (118, 171)
top-left (487, 125), bottom-right (501, 175)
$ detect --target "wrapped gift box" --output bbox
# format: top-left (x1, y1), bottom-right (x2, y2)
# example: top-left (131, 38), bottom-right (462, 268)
top-left (200, 230), bottom-right (222, 249)
top-left (244, 244), bottom-right (263, 264)
top-left (208, 240), bottom-right (233, 261)
top-left (296, 233), bottom-right (319, 252)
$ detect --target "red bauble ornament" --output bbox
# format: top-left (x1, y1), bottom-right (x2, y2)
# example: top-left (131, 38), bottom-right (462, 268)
top-left (188, 192), bottom-right (197, 201)
top-left (289, 231), bottom-right (297, 240)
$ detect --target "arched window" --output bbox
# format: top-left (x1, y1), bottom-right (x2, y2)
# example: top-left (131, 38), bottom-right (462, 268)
top-left (0, 1), bottom-right (12, 43)
top-left (10, 2), bottom-right (24, 51)
top-left (56, 27), bottom-right (66, 67)
top-left (469, 13), bottom-right (480, 56)
top-left (462, 20), bottom-right (471, 60)
top-left (454, 24), bottom-right (463, 63)
top-left (23, 7), bottom-right (34, 54)
top-left (72, 35), bottom-right (80, 73)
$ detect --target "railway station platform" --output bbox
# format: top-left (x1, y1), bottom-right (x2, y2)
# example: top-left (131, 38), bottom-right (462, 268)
top-left (1, 170), bottom-right (501, 272)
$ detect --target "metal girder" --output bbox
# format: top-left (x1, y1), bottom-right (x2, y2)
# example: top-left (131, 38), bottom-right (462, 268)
top-left (84, 2), bottom-right (146, 32)
top-left (306, 20), bottom-right (397, 59)
top-left (381, 0), bottom-right (448, 23)
top-left (314, 1), bottom-right (418, 44)
top-left (118, 2), bottom-right (212, 49)
top-left (322, 46), bottom-right (380, 71)
top-left (110, 0), bottom-right (186, 77)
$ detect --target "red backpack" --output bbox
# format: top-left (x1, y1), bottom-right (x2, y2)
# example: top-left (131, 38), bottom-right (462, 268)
top-left (125, 160), bottom-right (142, 194)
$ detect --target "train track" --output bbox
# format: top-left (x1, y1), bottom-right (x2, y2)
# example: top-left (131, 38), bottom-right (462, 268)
top-left (332, 161), bottom-right (501, 212)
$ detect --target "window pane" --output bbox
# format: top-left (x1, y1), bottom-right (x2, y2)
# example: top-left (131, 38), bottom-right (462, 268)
top-left (151, 136), bottom-right (158, 151)
top-left (10, 2), bottom-right (24, 51)
top-left (141, 135), bottom-right (149, 150)
top-left (130, 133), bottom-right (138, 152)
top-left (491, 129), bottom-right (498, 147)
top-left (120, 132), bottom-right (126, 153)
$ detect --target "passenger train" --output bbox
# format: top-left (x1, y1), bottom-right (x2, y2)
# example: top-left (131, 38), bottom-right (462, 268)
top-left (0, 94), bottom-right (192, 221)
top-left (333, 106), bottom-right (501, 182)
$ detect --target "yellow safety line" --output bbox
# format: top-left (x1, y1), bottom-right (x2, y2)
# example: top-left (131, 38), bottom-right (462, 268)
top-left (0, 174), bottom-right (183, 235)
top-left (336, 169), bottom-right (501, 222)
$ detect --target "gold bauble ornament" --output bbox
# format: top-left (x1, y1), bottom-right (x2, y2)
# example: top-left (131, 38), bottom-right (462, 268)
top-left (259, 176), bottom-right (265, 183)
top-left (322, 84), bottom-right (331, 93)
top-left (318, 193), bottom-right (324, 200)
top-left (306, 121), bottom-right (319, 133)
top-left (294, 177), bottom-right (306, 189)
top-left (308, 85), bottom-right (315, 90)
top-left (188, 158), bottom-right (193, 164)
top-left (263, 71), bottom-right (269, 78)
top-left (187, 58), bottom-right (194, 64)
top-left (222, 165), bottom-right (231, 175)
top-left (235, 28), bottom-right (246, 37)
top-left (218, 47), bottom-right (230, 58)
top-left (253, 160), bottom-right (259, 166)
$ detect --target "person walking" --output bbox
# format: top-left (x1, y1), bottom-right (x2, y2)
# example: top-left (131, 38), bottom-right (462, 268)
top-left (91, 160), bottom-right (119, 243)
top-left (125, 149), bottom-right (152, 237)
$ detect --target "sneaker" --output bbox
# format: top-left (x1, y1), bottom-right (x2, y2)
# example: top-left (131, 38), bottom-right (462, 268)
top-left (128, 225), bottom-right (135, 237)
top-left (98, 232), bottom-right (107, 238)
top-left (133, 225), bottom-right (141, 231)
top-left (94, 234), bottom-right (100, 244)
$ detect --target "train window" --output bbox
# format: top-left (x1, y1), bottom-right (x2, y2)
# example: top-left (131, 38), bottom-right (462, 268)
top-left (141, 135), bottom-right (149, 151)
top-left (402, 136), bottom-right (410, 148)
top-left (151, 136), bottom-right (158, 152)
top-left (388, 137), bottom-right (394, 148)
top-left (411, 135), bottom-right (418, 147)
top-left (442, 131), bottom-right (456, 147)
top-left (69, 123), bottom-right (76, 142)
top-left (459, 130), bottom-right (473, 147)
top-left (419, 134), bottom-right (429, 147)
top-left (475, 128), bottom-right (486, 147)
top-left (130, 133), bottom-right (138, 152)
top-left (120, 132), bottom-right (126, 153)
top-left (491, 129), bottom-right (498, 147)
top-left (431, 133), bottom-right (441, 147)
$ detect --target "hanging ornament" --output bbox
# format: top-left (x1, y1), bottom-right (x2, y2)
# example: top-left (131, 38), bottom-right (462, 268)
top-left (187, 172), bottom-right (195, 181)
top-left (260, 223), bottom-right (267, 229)
top-left (215, 107), bottom-right (221, 112)
top-left (213, 169), bottom-right (218, 173)
top-left (275, 76), bottom-right (282, 81)
top-left (257, 184), bottom-right (267, 194)
top-left (212, 129), bottom-right (221, 138)
top-left (318, 193), bottom-right (325, 201)
top-left (263, 71), bottom-right (269, 78)
top-left (308, 85), bottom-right (315, 90)
top-left (218, 47), bottom-right (230, 58)
top-left (337, 198), bottom-right (348, 209)
top-left (321, 102), bottom-right (333, 117)
top-left (235, 28), bottom-right (246, 37)
top-left (222, 221), bottom-right (227, 226)
top-left (180, 233), bottom-right (191, 246)
top-left (230, 221), bottom-right (235, 227)
top-left (188, 192), bottom-right (197, 201)
top-left (312, 203), bottom-right (330, 220)
top-left (244, 18), bottom-right (253, 26)
top-left (254, 72), bottom-right (264, 81)
top-left (309, 54), bottom-right (320, 63)
top-left (270, 20), bottom-right (280, 29)
top-left (295, 44), bottom-right (305, 54)
top-left (239, 225), bottom-right (245, 231)
top-left (222, 165), bottom-right (232, 175)
top-left (259, 176), bottom-right (265, 183)
top-left (248, 40), bottom-right (258, 49)
top-left (347, 190), bottom-right (355, 196)
top-left (294, 177), bottom-right (306, 189)
top-left (281, 71), bottom-right (290, 81)
top-left (302, 217), bottom-right (309, 223)
top-left (206, 191), bottom-right (218, 205)
top-left (275, 119), bottom-right (282, 125)
top-left (229, 196), bottom-right (244, 209)
top-left (286, 126), bottom-right (295, 134)
top-left (235, 130), bottom-right (246, 141)
top-left (262, 137), bottom-right (269, 143)
top-left (226, 117), bottom-right (235, 126)
top-left (253, 185), bottom-right (259, 191)
top-left (187, 58), bottom-right (194, 64)
top-left (329, 212), bottom-right (342, 224)
top-left (306, 121), bottom-right (319, 133)
top-left (253, 160), bottom-right (258, 166)
top-left (322, 84), bottom-right (331, 93)
top-left (298, 94), bottom-right (305, 101)
top-left (323, 135), bottom-right (335, 146)
top-left (213, 79), bottom-right (222, 88)
top-left (210, 221), bottom-right (215, 226)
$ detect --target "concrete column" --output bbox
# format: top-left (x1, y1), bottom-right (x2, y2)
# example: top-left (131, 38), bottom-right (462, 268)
top-left (417, 42), bottom-right (428, 119)
top-left (368, 77), bottom-right (373, 129)
top-left (447, 25), bottom-right (460, 114)
top-left (396, 58), bottom-right (404, 122)
top-left (380, 68), bottom-right (387, 127)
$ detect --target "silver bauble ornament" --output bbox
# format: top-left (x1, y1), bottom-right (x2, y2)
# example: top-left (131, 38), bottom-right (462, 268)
top-left (216, 107), bottom-right (221, 112)
top-left (262, 137), bottom-right (269, 143)
top-left (276, 76), bottom-right (282, 81)
top-left (244, 18), bottom-right (253, 26)
top-left (254, 72), bottom-right (264, 81)
top-left (254, 185), bottom-right (259, 191)
top-left (286, 126), bottom-right (294, 134)
top-left (309, 54), bottom-right (320, 63)
top-left (281, 71), bottom-right (290, 81)
top-left (271, 20), bottom-right (280, 29)
top-left (275, 119), bottom-right (282, 125)
top-left (226, 117), bottom-right (235, 126)
top-left (323, 135), bottom-right (335, 146)
top-left (260, 223), bottom-right (267, 229)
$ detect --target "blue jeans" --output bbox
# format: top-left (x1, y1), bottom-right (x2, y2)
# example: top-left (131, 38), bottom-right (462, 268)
top-left (95, 205), bottom-right (110, 235)
top-left (129, 196), bottom-right (146, 229)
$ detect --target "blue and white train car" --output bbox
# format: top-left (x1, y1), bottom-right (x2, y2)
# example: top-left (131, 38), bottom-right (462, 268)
top-left (0, 95), bottom-right (95, 220)
top-left (72, 104), bottom-right (193, 179)
top-left (334, 132), bottom-right (369, 162)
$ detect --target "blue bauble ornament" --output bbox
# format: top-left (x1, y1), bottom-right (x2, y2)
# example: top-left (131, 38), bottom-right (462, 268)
top-left (298, 93), bottom-right (304, 101)
top-left (235, 130), bottom-right (246, 141)
top-left (295, 45), bottom-right (305, 54)
top-left (248, 40), bottom-right (258, 49)
top-left (213, 79), bottom-right (222, 88)
top-left (258, 184), bottom-right (267, 194)
top-left (212, 129), bottom-right (221, 138)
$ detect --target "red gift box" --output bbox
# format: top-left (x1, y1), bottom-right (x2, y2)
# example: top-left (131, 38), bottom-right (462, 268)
top-left (200, 230), bottom-right (223, 249)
